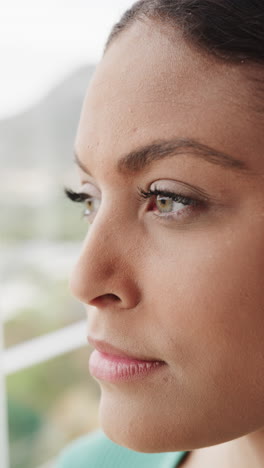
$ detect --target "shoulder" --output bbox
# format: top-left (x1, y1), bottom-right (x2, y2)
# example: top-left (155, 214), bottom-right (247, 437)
top-left (55, 429), bottom-right (189, 468)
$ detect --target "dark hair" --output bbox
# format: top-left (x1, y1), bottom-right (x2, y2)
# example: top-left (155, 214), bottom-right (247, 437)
top-left (105, 0), bottom-right (264, 64)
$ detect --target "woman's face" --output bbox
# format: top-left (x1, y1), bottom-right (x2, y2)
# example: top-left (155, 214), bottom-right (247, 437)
top-left (70, 20), bottom-right (264, 452)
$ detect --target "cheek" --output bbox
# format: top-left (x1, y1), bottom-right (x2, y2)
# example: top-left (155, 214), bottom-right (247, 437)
top-left (143, 221), bottom-right (264, 366)
top-left (137, 222), bottom-right (264, 440)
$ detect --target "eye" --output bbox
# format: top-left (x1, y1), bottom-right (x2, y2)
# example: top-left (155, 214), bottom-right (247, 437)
top-left (83, 197), bottom-right (101, 218)
top-left (156, 194), bottom-right (186, 213)
top-left (137, 186), bottom-right (203, 220)
top-left (64, 187), bottom-right (101, 222)
top-left (64, 184), bottom-right (206, 225)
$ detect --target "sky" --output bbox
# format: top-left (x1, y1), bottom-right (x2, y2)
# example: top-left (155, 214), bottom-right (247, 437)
top-left (0, 0), bottom-right (135, 119)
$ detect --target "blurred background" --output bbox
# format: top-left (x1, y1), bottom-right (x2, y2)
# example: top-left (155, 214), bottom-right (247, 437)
top-left (1, 1), bottom-right (134, 467)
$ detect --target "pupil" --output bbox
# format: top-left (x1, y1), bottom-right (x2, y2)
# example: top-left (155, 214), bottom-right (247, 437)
top-left (157, 196), bottom-right (172, 213)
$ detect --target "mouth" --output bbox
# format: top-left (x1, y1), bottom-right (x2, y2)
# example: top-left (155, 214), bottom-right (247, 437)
top-left (87, 336), bottom-right (166, 383)
top-left (87, 336), bottom-right (165, 362)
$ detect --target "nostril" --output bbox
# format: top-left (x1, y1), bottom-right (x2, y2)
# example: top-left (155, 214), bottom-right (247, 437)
top-left (104, 294), bottom-right (121, 302)
top-left (91, 293), bottom-right (121, 307)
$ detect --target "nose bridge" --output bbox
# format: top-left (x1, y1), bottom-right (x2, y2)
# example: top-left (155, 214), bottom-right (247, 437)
top-left (75, 218), bottom-right (121, 284)
top-left (69, 213), bottom-right (140, 308)
top-left (84, 218), bottom-right (120, 277)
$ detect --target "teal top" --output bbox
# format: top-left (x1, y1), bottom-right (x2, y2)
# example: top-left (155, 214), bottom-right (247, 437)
top-left (55, 429), bottom-right (190, 468)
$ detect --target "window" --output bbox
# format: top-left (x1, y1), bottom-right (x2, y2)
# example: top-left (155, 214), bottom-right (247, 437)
top-left (1, 2), bottom-right (135, 466)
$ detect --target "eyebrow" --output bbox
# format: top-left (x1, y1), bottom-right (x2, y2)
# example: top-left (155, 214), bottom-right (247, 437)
top-left (74, 137), bottom-right (251, 176)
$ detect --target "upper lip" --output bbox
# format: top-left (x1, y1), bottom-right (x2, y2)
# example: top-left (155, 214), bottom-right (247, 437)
top-left (87, 336), bottom-right (164, 362)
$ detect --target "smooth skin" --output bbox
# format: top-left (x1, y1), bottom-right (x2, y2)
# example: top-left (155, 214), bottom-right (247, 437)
top-left (69, 19), bottom-right (264, 468)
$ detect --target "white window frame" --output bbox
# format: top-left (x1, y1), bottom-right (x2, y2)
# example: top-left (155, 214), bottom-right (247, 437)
top-left (1, 318), bottom-right (87, 468)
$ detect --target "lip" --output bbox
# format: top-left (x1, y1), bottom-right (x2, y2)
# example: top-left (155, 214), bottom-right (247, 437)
top-left (87, 336), bottom-right (166, 383)
top-left (87, 336), bottom-right (164, 362)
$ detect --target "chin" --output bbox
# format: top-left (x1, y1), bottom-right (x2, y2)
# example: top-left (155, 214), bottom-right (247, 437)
top-left (97, 388), bottom-right (264, 454)
top-left (100, 415), bottom-right (167, 453)
top-left (98, 390), bottom-right (190, 453)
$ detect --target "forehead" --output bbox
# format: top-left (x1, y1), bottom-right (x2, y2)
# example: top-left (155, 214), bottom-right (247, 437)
top-left (75, 20), bottom-right (264, 178)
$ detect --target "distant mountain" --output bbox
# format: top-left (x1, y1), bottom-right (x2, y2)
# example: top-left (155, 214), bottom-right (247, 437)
top-left (1, 65), bottom-right (95, 169)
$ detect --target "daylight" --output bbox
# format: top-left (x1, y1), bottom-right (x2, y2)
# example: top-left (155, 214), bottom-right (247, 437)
top-left (0, 0), bottom-right (134, 119)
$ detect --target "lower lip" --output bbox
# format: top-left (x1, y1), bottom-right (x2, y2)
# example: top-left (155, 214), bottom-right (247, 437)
top-left (89, 350), bottom-right (166, 383)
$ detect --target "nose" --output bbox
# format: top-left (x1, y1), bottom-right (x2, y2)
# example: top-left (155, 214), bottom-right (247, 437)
top-left (69, 217), bottom-right (141, 310)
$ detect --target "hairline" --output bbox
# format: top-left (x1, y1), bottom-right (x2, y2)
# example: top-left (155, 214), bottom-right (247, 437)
top-left (103, 14), bottom-right (264, 117)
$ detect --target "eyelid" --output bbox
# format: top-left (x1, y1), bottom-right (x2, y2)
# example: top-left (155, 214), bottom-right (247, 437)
top-left (149, 179), bottom-right (210, 201)
top-left (79, 182), bottom-right (101, 198)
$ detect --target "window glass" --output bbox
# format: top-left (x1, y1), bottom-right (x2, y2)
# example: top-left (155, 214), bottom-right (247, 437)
top-left (1, 2), bottom-right (135, 467)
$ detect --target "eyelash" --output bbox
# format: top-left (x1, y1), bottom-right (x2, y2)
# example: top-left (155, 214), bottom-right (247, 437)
top-left (64, 185), bottom-right (204, 224)
top-left (137, 187), bottom-right (198, 205)
top-left (64, 187), bottom-right (91, 204)
top-left (138, 186), bottom-right (204, 219)
top-left (64, 187), bottom-right (97, 219)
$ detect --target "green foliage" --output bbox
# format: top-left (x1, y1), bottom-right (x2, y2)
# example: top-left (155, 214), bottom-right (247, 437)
top-left (8, 398), bottom-right (42, 443)
top-left (7, 349), bottom-right (99, 468)
top-left (1, 197), bottom-right (87, 243)
top-left (7, 399), bottom-right (43, 468)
